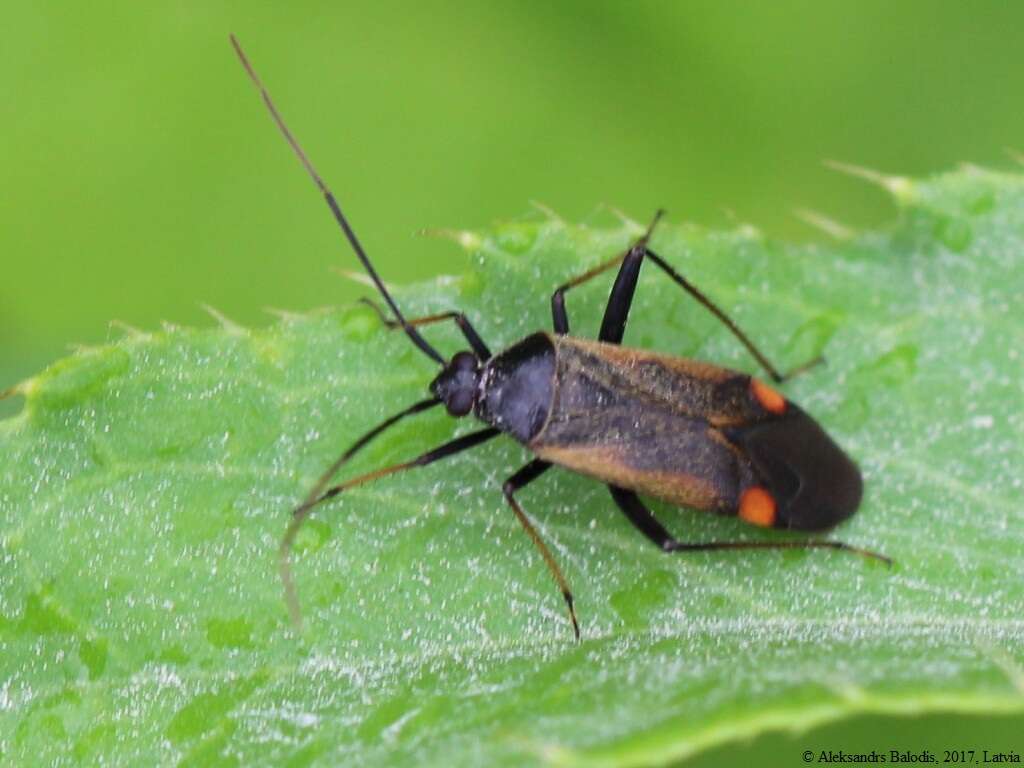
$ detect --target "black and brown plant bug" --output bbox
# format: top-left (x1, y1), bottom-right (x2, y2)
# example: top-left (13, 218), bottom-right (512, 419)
top-left (230, 35), bottom-right (891, 639)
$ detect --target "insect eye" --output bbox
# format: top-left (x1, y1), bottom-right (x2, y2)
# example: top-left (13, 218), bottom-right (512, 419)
top-left (446, 388), bottom-right (475, 416)
top-left (431, 353), bottom-right (480, 417)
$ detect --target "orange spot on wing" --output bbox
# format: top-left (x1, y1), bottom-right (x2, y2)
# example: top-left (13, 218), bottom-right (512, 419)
top-left (750, 377), bottom-right (787, 414)
top-left (739, 486), bottom-right (777, 527)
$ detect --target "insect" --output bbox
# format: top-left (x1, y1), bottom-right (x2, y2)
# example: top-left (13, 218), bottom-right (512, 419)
top-left (230, 35), bottom-right (890, 639)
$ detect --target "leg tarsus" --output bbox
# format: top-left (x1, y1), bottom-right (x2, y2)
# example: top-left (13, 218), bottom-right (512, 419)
top-left (643, 209), bottom-right (666, 240)
top-left (664, 538), bottom-right (893, 566)
top-left (562, 589), bottom-right (581, 640)
top-left (779, 354), bottom-right (826, 382)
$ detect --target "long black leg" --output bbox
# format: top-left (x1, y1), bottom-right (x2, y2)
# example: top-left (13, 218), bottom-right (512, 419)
top-left (600, 246), bottom-right (791, 365)
top-left (641, 250), bottom-right (819, 382)
top-left (281, 426), bottom-right (501, 626)
top-left (608, 486), bottom-right (891, 563)
top-left (360, 298), bottom-right (491, 359)
top-left (601, 248), bottom-right (824, 380)
top-left (598, 245), bottom-right (646, 344)
top-left (297, 396), bottom-right (442, 516)
top-left (583, 218), bottom-right (816, 377)
top-left (551, 254), bottom-right (627, 335)
top-left (550, 211), bottom-right (665, 335)
top-left (608, 485), bottom-right (675, 546)
top-left (502, 460), bottom-right (581, 639)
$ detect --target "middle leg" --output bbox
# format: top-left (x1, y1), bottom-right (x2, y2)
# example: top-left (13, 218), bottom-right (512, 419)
top-left (503, 459), bottom-right (581, 639)
top-left (593, 227), bottom-right (820, 378)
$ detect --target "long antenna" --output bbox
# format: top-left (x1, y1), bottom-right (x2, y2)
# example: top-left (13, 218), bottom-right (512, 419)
top-left (229, 34), bottom-right (445, 366)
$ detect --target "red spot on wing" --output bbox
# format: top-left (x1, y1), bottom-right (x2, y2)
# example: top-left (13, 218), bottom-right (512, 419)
top-left (739, 486), bottom-right (777, 527)
top-left (750, 377), bottom-right (787, 415)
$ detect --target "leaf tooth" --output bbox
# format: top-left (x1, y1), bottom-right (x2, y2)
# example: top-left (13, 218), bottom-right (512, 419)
top-left (264, 306), bottom-right (301, 322)
top-left (957, 162), bottom-right (987, 176)
top-left (415, 227), bottom-right (482, 251)
top-left (719, 208), bottom-right (763, 241)
top-left (528, 200), bottom-right (565, 225)
top-left (108, 319), bottom-right (150, 340)
top-left (264, 306), bottom-right (330, 322)
top-left (201, 303), bottom-right (247, 336)
top-left (330, 267), bottom-right (394, 292)
top-left (735, 222), bottom-right (763, 241)
top-left (0, 380), bottom-right (30, 400)
top-left (975, 640), bottom-right (1024, 694)
top-left (824, 159), bottom-right (916, 204)
top-left (793, 207), bottom-right (855, 240)
top-left (828, 678), bottom-right (870, 703)
top-left (67, 342), bottom-right (103, 355)
top-left (596, 203), bottom-right (645, 236)
top-left (719, 207), bottom-right (763, 241)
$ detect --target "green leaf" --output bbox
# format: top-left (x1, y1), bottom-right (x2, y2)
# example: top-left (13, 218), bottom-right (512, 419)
top-left (2, 167), bottom-right (1022, 766)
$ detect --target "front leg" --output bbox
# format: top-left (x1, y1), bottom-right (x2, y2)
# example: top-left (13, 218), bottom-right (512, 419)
top-left (360, 298), bottom-right (491, 359)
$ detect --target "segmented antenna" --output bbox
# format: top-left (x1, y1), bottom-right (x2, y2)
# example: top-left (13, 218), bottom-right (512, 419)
top-left (229, 34), bottom-right (445, 365)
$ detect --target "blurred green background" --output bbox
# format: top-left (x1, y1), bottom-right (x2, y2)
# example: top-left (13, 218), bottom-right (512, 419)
top-left (4, 1), bottom-right (1024, 388)
top-left (2, 1), bottom-right (1022, 762)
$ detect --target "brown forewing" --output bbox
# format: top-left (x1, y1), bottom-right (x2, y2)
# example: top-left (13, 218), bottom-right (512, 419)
top-left (528, 335), bottom-right (764, 511)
